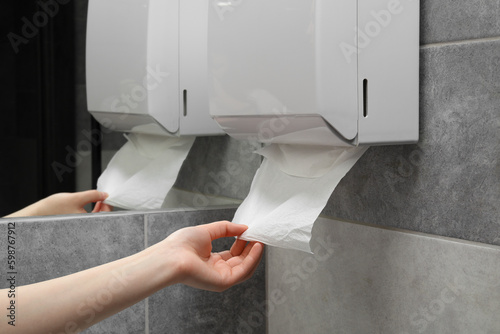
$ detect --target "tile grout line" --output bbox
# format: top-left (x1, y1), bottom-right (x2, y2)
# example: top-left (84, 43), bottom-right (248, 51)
top-left (420, 36), bottom-right (500, 49)
top-left (144, 214), bottom-right (149, 334)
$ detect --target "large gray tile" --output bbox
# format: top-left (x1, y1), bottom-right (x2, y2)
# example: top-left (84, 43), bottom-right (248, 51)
top-left (0, 213), bottom-right (146, 334)
top-left (325, 39), bottom-right (500, 246)
top-left (174, 136), bottom-right (262, 201)
top-left (420, 0), bottom-right (500, 44)
top-left (146, 209), bottom-right (266, 334)
top-left (268, 217), bottom-right (500, 334)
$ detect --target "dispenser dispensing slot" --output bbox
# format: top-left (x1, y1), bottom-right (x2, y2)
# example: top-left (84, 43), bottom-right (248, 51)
top-left (183, 90), bottom-right (188, 117)
top-left (363, 79), bottom-right (368, 118)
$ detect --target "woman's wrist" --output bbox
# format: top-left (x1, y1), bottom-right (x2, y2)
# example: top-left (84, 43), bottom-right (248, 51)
top-left (134, 240), bottom-right (181, 290)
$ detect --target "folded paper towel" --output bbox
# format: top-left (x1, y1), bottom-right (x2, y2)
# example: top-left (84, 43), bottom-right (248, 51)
top-left (233, 144), bottom-right (368, 253)
top-left (97, 133), bottom-right (195, 210)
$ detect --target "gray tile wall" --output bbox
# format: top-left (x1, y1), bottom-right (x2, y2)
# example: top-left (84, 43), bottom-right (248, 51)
top-left (0, 213), bottom-right (146, 333)
top-left (0, 208), bottom-right (265, 334)
top-left (267, 217), bottom-right (500, 334)
top-left (174, 137), bottom-right (261, 201)
top-left (325, 2), bottom-right (500, 246)
top-left (420, 0), bottom-right (500, 44)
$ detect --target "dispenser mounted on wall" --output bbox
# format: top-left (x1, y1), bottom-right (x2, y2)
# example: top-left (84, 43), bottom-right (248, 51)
top-left (208, 0), bottom-right (420, 146)
top-left (86, 0), bottom-right (419, 145)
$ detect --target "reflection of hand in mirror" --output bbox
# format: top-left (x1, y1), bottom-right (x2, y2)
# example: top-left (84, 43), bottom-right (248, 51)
top-left (4, 190), bottom-right (112, 218)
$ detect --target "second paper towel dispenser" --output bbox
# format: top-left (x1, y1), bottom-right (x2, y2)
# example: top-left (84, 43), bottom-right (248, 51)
top-left (86, 0), bottom-right (223, 136)
top-left (208, 0), bottom-right (420, 147)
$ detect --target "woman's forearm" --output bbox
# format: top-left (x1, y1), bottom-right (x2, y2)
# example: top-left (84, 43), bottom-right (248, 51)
top-left (1, 242), bottom-right (176, 334)
top-left (0, 221), bottom-right (263, 333)
top-left (4, 190), bottom-right (111, 218)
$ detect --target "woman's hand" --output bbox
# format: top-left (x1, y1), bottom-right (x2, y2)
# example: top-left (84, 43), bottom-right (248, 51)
top-left (162, 221), bottom-right (264, 292)
top-left (0, 220), bottom-right (264, 334)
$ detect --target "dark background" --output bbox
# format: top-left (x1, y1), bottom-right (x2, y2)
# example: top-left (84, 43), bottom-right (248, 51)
top-left (0, 0), bottom-right (76, 216)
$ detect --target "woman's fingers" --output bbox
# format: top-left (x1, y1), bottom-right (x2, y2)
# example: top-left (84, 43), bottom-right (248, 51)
top-left (203, 221), bottom-right (249, 241)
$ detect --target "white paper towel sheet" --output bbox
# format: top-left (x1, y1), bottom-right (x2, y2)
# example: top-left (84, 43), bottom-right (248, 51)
top-left (97, 133), bottom-right (195, 210)
top-left (233, 144), bottom-right (368, 253)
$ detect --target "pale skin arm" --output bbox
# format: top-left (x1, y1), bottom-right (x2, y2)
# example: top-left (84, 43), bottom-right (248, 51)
top-left (4, 190), bottom-right (113, 218)
top-left (0, 221), bottom-right (263, 334)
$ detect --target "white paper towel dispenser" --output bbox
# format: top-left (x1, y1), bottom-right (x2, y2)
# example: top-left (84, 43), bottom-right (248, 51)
top-left (86, 0), bottom-right (223, 136)
top-left (87, 0), bottom-right (419, 144)
top-left (208, 0), bottom-right (420, 146)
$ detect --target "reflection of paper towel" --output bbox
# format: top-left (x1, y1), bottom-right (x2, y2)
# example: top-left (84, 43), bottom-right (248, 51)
top-left (97, 133), bottom-right (195, 210)
top-left (233, 144), bottom-right (368, 253)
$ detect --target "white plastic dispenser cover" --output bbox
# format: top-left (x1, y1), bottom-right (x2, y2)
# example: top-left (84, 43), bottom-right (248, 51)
top-left (86, 0), bottom-right (223, 136)
top-left (208, 0), bottom-right (420, 146)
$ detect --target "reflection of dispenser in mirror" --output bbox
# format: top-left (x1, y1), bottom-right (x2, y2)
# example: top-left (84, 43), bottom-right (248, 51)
top-left (86, 0), bottom-right (225, 211)
top-left (86, 0), bottom-right (223, 137)
top-left (209, 0), bottom-right (419, 146)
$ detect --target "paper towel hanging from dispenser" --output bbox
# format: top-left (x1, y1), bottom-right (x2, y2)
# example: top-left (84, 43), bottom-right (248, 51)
top-left (209, 0), bottom-right (419, 147)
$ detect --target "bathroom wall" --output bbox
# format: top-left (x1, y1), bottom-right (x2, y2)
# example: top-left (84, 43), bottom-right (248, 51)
top-left (0, 208), bottom-right (266, 334)
top-left (267, 1), bottom-right (500, 333)
top-left (268, 217), bottom-right (500, 334)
